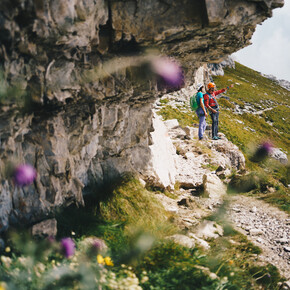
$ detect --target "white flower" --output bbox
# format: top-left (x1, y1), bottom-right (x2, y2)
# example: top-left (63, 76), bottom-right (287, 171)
top-left (34, 263), bottom-right (46, 277)
top-left (18, 256), bottom-right (29, 266)
top-left (209, 273), bottom-right (218, 280)
top-left (0, 256), bottom-right (12, 268)
top-left (221, 277), bottom-right (228, 283)
top-left (141, 276), bottom-right (149, 283)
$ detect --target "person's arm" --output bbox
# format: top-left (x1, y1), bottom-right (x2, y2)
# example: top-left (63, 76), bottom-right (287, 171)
top-left (214, 84), bottom-right (234, 96)
top-left (214, 88), bottom-right (226, 96)
top-left (200, 97), bottom-right (207, 116)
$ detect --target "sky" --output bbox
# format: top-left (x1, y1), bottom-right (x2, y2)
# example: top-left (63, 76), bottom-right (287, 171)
top-left (232, 0), bottom-right (290, 82)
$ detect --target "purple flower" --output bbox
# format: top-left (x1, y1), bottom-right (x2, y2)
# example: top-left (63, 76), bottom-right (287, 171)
top-left (88, 238), bottom-right (107, 255)
top-left (151, 57), bottom-right (184, 89)
top-left (13, 164), bottom-right (37, 186)
top-left (92, 240), bottom-right (102, 251)
top-left (61, 238), bottom-right (75, 258)
top-left (250, 142), bottom-right (273, 163)
top-left (260, 142), bottom-right (273, 154)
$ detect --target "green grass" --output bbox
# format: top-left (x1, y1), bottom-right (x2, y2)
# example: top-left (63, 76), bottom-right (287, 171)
top-left (157, 105), bottom-right (198, 127)
top-left (135, 231), bottom-right (284, 290)
top-left (98, 174), bottom-right (178, 239)
top-left (214, 62), bottom-right (289, 105)
top-left (204, 231), bottom-right (283, 290)
top-left (259, 189), bottom-right (290, 213)
top-left (136, 241), bottom-right (222, 290)
top-left (212, 62), bottom-right (290, 211)
top-left (57, 174), bottom-right (178, 261)
top-left (214, 62), bottom-right (290, 153)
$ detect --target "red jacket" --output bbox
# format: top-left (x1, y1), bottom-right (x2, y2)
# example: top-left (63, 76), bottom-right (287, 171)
top-left (204, 89), bottom-right (226, 108)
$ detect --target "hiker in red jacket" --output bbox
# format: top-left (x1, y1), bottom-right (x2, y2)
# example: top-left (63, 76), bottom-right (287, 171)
top-left (204, 82), bottom-right (234, 140)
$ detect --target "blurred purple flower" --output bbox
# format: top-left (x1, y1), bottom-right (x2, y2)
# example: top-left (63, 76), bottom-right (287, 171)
top-left (92, 240), bottom-right (102, 251)
top-left (250, 142), bottom-right (273, 163)
top-left (13, 164), bottom-right (37, 186)
top-left (61, 238), bottom-right (75, 258)
top-left (88, 238), bottom-right (107, 256)
top-left (151, 57), bottom-right (184, 89)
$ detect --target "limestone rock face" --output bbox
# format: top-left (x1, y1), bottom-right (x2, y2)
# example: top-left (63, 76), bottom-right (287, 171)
top-left (0, 102), bottom-right (153, 231)
top-left (144, 113), bottom-right (177, 190)
top-left (0, 0), bottom-right (283, 232)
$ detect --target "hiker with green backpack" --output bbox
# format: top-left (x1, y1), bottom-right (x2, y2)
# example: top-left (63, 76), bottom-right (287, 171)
top-left (190, 83), bottom-right (207, 140)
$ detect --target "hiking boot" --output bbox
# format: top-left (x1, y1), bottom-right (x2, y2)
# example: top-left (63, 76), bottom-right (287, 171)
top-left (212, 136), bottom-right (219, 140)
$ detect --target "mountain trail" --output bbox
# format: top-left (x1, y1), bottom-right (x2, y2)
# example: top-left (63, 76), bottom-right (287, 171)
top-left (227, 194), bottom-right (290, 279)
top-left (154, 118), bottom-right (290, 281)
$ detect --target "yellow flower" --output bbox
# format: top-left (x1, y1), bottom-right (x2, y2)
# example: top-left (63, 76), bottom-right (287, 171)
top-left (104, 256), bottom-right (114, 266)
top-left (0, 282), bottom-right (7, 290)
top-left (5, 247), bottom-right (10, 253)
top-left (228, 260), bottom-right (234, 265)
top-left (97, 254), bottom-right (105, 265)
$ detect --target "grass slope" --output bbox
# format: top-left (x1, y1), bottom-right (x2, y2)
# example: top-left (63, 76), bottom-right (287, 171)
top-left (214, 62), bottom-right (290, 154)
top-left (213, 62), bottom-right (290, 211)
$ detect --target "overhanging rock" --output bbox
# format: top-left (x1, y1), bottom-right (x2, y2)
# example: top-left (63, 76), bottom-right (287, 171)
top-left (0, 0), bottom-right (283, 232)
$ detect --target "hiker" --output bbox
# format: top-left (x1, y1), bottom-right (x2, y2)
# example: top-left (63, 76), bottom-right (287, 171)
top-left (204, 82), bottom-right (234, 140)
top-left (195, 83), bottom-right (207, 140)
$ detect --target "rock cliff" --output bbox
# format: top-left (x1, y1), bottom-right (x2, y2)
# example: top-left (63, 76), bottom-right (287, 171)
top-left (0, 0), bottom-right (284, 232)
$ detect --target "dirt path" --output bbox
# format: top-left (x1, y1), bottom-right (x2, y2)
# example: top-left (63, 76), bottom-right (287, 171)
top-left (227, 194), bottom-right (290, 279)
top-left (157, 190), bottom-right (290, 280)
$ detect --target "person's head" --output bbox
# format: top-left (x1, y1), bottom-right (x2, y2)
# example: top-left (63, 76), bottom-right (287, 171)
top-left (207, 82), bottom-right (215, 93)
top-left (196, 83), bottom-right (204, 92)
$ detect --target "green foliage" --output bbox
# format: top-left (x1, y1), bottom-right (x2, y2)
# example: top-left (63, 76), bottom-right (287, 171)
top-left (203, 228), bottom-right (283, 289)
top-left (228, 171), bottom-right (274, 193)
top-left (218, 97), bottom-right (235, 109)
top-left (1, 175), bottom-right (286, 289)
top-left (159, 98), bottom-right (169, 104)
top-left (0, 232), bottom-right (143, 290)
top-left (157, 105), bottom-right (198, 127)
top-left (249, 264), bottom-right (282, 289)
top-left (98, 174), bottom-right (177, 239)
top-left (259, 188), bottom-right (290, 213)
top-left (214, 62), bottom-right (290, 153)
top-left (136, 241), bottom-right (221, 290)
top-left (57, 174), bottom-right (177, 262)
top-left (213, 62), bottom-right (289, 210)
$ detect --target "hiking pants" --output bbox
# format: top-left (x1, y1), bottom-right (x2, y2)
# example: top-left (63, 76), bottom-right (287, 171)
top-left (196, 107), bottom-right (206, 139)
top-left (210, 111), bottom-right (219, 138)
top-left (198, 115), bottom-right (206, 139)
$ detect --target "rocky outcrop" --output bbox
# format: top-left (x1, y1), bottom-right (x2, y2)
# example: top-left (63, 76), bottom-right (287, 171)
top-left (261, 74), bottom-right (290, 91)
top-left (208, 56), bottom-right (236, 76)
top-left (0, 101), bottom-right (153, 231)
top-left (0, 0), bottom-right (283, 232)
top-left (144, 113), bottom-right (177, 190)
top-left (270, 148), bottom-right (288, 164)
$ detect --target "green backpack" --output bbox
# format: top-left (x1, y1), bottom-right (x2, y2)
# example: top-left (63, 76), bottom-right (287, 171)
top-left (190, 94), bottom-right (198, 111)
